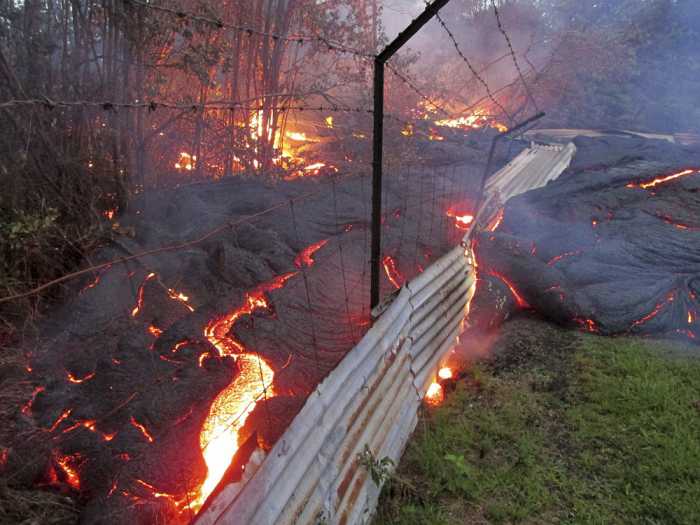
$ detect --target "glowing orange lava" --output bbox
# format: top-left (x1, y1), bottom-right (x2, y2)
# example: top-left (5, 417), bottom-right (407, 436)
top-left (49, 409), bottom-right (72, 432)
top-left (547, 250), bottom-right (582, 267)
top-left (446, 208), bottom-right (474, 230)
top-left (67, 371), bottom-right (95, 384)
top-left (168, 288), bottom-right (195, 312)
top-left (630, 291), bottom-right (675, 328)
top-left (131, 272), bottom-right (156, 317)
top-left (294, 239), bottom-right (329, 268)
top-left (382, 256), bottom-right (403, 289)
top-left (130, 416), bottom-right (154, 443)
top-left (626, 168), bottom-right (698, 189)
top-left (21, 386), bottom-right (45, 416)
top-left (488, 271), bottom-right (530, 309)
top-left (192, 271), bottom-right (297, 512)
top-left (487, 209), bottom-right (505, 232)
top-left (54, 452), bottom-right (82, 491)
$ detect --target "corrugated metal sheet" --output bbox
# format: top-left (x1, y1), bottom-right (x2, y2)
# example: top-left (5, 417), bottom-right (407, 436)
top-left (194, 141), bottom-right (576, 525)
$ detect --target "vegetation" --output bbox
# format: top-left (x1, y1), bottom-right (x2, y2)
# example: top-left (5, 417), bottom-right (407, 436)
top-left (375, 326), bottom-right (700, 524)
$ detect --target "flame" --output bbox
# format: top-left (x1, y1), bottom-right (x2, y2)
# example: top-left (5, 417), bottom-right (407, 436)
top-left (425, 383), bottom-right (444, 405)
top-left (193, 272), bottom-right (297, 511)
top-left (575, 318), bottom-right (599, 333)
top-left (325, 116), bottom-right (334, 128)
top-left (626, 168), bottom-right (698, 189)
top-left (294, 239), bottom-right (329, 268)
top-left (130, 416), bottom-right (154, 443)
top-left (401, 124), bottom-right (414, 136)
top-left (438, 367), bottom-right (453, 380)
top-left (175, 152), bottom-right (196, 171)
top-left (488, 271), bottom-right (529, 309)
top-left (428, 128), bottom-right (444, 141)
top-left (285, 131), bottom-right (318, 143)
top-left (304, 162), bottom-right (326, 173)
top-left (67, 371), bottom-right (95, 384)
top-left (382, 256), bottom-right (404, 289)
top-left (131, 272), bottom-right (156, 317)
top-left (434, 108), bottom-right (507, 133)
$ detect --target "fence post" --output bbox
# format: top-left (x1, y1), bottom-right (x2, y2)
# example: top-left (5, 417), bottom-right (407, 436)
top-left (370, 0), bottom-right (452, 312)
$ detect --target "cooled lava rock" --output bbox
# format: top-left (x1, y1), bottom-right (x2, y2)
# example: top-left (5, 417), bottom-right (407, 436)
top-left (473, 135), bottom-right (700, 342)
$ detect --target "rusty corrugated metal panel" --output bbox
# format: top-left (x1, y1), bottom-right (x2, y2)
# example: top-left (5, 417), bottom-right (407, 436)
top-left (195, 141), bottom-right (576, 525)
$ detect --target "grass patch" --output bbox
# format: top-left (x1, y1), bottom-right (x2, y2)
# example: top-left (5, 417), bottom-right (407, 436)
top-left (374, 328), bottom-right (700, 524)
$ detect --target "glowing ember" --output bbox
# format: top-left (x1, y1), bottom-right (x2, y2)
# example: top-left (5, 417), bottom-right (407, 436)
top-left (130, 416), bottom-right (154, 443)
top-left (193, 272), bottom-right (297, 511)
top-left (626, 168), bottom-right (698, 189)
top-left (438, 367), bottom-right (453, 380)
top-left (103, 209), bottom-right (116, 220)
top-left (382, 256), bottom-right (403, 289)
top-left (54, 452), bottom-right (82, 491)
top-left (131, 272), bottom-right (156, 317)
top-left (67, 371), bottom-right (95, 384)
top-left (294, 239), bottom-right (329, 268)
top-left (425, 382), bottom-right (444, 405)
top-left (488, 271), bottom-right (530, 309)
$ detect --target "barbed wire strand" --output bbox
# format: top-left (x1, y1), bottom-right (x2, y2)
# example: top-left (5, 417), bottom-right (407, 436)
top-left (490, 0), bottom-right (539, 112)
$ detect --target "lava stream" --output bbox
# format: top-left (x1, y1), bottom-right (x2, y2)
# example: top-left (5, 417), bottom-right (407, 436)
top-left (294, 239), bottom-right (329, 268)
top-left (193, 272), bottom-right (297, 512)
top-left (382, 256), bottom-right (404, 289)
top-left (626, 168), bottom-right (698, 189)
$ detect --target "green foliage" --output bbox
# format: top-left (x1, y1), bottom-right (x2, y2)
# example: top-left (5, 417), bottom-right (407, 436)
top-left (358, 444), bottom-right (395, 487)
top-left (375, 334), bottom-right (700, 524)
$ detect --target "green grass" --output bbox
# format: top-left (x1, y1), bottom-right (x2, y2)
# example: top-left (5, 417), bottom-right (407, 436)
top-left (374, 335), bottom-right (700, 524)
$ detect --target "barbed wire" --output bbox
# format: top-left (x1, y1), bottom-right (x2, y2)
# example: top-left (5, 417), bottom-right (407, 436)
top-left (124, 0), bottom-right (373, 60)
top-left (490, 0), bottom-right (539, 112)
top-left (430, 9), bottom-right (514, 124)
top-left (385, 62), bottom-right (453, 119)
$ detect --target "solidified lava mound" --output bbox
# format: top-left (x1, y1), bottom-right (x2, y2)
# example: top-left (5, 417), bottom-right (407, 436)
top-left (10, 164), bottom-right (483, 524)
top-left (472, 135), bottom-right (700, 342)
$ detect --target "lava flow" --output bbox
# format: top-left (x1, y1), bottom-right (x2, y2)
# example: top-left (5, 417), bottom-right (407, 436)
top-left (294, 239), bottom-right (329, 268)
top-left (626, 168), bottom-right (698, 189)
top-left (382, 256), bottom-right (404, 289)
top-left (446, 208), bottom-right (474, 230)
top-left (192, 271), bottom-right (297, 512)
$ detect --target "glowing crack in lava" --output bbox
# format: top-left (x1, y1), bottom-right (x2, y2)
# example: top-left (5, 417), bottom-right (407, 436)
top-left (294, 239), bottom-right (329, 268)
top-left (626, 168), bottom-right (698, 189)
top-left (382, 256), bottom-right (404, 289)
top-left (193, 272), bottom-right (297, 512)
top-left (488, 271), bottom-right (530, 309)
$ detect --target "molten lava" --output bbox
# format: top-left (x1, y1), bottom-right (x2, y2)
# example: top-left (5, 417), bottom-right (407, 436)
top-left (488, 271), bottom-right (530, 309)
top-left (193, 271), bottom-right (297, 512)
top-left (486, 209), bottom-right (505, 232)
top-left (630, 291), bottom-right (675, 328)
top-left (53, 452), bottom-right (82, 491)
top-left (21, 386), bottom-right (45, 416)
top-left (130, 416), bottom-right (154, 443)
top-left (382, 256), bottom-right (404, 289)
top-left (131, 272), bottom-right (156, 317)
top-left (67, 371), bottom-right (95, 384)
top-left (626, 168), bottom-right (698, 189)
top-left (294, 239), bottom-right (329, 268)
top-left (446, 208), bottom-right (474, 230)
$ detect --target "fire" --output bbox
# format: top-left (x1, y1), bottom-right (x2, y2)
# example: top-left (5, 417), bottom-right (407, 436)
top-left (304, 162), bottom-right (326, 173)
top-left (66, 371), bottom-right (95, 384)
top-left (438, 367), bottom-right (453, 380)
top-left (488, 271), bottom-right (530, 309)
top-left (130, 416), bottom-right (155, 443)
top-left (428, 128), bottom-right (444, 141)
top-left (626, 168), bottom-right (698, 189)
top-left (285, 131), bottom-right (318, 142)
top-left (434, 108), bottom-right (508, 133)
top-left (325, 116), bottom-right (334, 128)
top-left (401, 124), bottom-right (413, 136)
top-left (131, 272), bottom-right (156, 317)
top-left (575, 317), bottom-right (599, 333)
top-left (294, 239), bottom-right (329, 268)
top-left (382, 256), bottom-right (404, 289)
top-left (175, 152), bottom-right (196, 171)
top-left (425, 382), bottom-right (444, 405)
top-left (193, 272), bottom-right (297, 511)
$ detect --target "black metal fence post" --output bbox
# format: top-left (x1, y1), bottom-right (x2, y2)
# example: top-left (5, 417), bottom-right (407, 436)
top-left (370, 0), bottom-right (451, 312)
